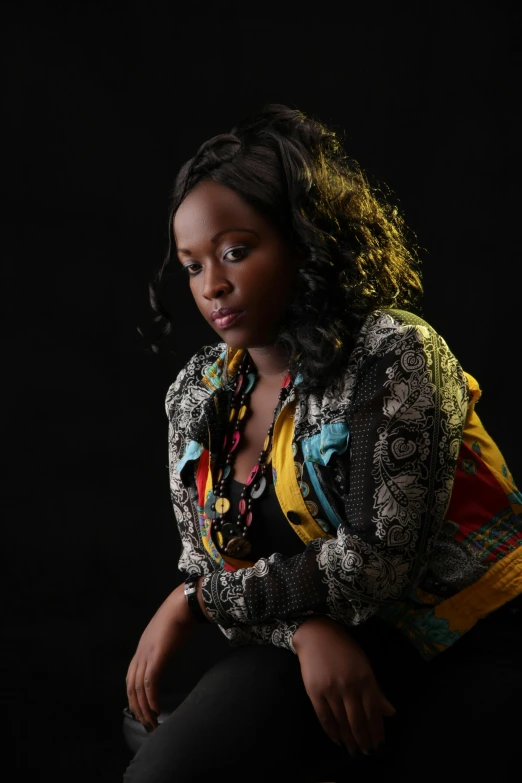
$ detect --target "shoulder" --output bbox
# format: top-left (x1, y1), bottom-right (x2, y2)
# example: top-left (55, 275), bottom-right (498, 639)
top-left (354, 308), bottom-right (445, 357)
top-left (348, 308), bottom-right (470, 403)
top-left (165, 342), bottom-right (226, 419)
top-left (347, 308), bottom-right (468, 378)
top-left (338, 307), bottom-right (467, 399)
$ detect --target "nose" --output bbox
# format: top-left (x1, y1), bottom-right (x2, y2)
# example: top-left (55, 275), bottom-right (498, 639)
top-left (201, 264), bottom-right (233, 300)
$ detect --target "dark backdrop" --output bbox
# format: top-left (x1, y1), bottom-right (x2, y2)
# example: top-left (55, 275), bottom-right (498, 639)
top-left (3, 2), bottom-right (520, 781)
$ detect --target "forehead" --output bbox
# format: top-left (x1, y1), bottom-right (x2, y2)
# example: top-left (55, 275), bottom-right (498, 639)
top-left (173, 180), bottom-right (263, 244)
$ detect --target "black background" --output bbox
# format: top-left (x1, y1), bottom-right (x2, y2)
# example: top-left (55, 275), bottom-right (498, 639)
top-left (3, 2), bottom-right (521, 780)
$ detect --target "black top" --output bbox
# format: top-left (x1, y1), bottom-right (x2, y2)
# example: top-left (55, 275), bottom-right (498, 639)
top-left (229, 478), bottom-right (307, 561)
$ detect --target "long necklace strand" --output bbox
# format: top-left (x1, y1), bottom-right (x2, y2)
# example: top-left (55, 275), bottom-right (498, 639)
top-left (205, 353), bottom-right (292, 559)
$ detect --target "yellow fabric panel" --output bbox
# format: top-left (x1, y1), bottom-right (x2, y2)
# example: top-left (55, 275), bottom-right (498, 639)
top-left (462, 373), bottom-right (518, 495)
top-left (201, 347), bottom-right (246, 391)
top-left (463, 372), bottom-right (482, 422)
top-left (434, 544), bottom-right (522, 633)
top-left (225, 347), bottom-right (245, 383)
top-left (272, 400), bottom-right (334, 545)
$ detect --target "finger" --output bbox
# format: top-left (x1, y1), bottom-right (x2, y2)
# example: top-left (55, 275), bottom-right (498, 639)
top-left (318, 695), bottom-right (358, 757)
top-left (308, 693), bottom-right (349, 751)
top-left (126, 659), bottom-right (141, 723)
top-left (362, 690), bottom-right (386, 749)
top-left (364, 688), bottom-right (396, 749)
top-left (343, 694), bottom-right (372, 755)
top-left (134, 661), bottom-right (155, 732)
top-left (143, 663), bottom-right (161, 728)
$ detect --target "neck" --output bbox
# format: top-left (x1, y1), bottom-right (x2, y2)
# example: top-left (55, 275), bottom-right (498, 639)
top-left (246, 345), bottom-right (289, 383)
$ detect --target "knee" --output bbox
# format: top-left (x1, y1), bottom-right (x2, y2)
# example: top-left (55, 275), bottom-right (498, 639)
top-left (123, 749), bottom-right (198, 783)
top-left (122, 721), bottom-right (210, 783)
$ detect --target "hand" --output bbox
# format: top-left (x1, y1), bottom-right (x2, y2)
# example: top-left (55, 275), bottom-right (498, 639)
top-left (126, 583), bottom-right (198, 731)
top-left (293, 616), bottom-right (396, 757)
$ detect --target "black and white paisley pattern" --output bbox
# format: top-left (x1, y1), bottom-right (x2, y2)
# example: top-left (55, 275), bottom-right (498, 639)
top-left (218, 617), bottom-right (306, 653)
top-left (166, 348), bottom-right (216, 579)
top-left (166, 345), bottom-right (223, 444)
top-left (166, 309), bottom-right (470, 651)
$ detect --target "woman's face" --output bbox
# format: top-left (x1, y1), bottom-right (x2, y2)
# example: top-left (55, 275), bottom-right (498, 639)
top-left (173, 179), bottom-right (300, 349)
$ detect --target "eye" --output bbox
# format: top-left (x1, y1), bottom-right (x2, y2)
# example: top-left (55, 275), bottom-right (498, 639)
top-left (182, 263), bottom-right (202, 277)
top-left (224, 246), bottom-right (248, 262)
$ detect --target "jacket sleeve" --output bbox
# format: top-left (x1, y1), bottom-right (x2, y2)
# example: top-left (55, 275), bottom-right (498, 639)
top-left (165, 355), bottom-right (213, 581)
top-left (199, 321), bottom-right (470, 629)
top-left (165, 351), bottom-right (312, 653)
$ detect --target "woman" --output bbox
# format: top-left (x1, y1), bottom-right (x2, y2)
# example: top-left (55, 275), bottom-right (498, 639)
top-left (124, 105), bottom-right (522, 782)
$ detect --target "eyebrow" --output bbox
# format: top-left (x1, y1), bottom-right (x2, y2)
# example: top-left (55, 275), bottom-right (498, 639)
top-left (177, 227), bottom-right (260, 256)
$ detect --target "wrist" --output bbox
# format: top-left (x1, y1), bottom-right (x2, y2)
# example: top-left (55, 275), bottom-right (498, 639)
top-left (293, 616), bottom-right (343, 652)
top-left (196, 576), bottom-right (213, 621)
top-left (184, 575), bottom-right (212, 623)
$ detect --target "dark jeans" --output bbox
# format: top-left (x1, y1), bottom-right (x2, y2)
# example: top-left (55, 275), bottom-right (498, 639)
top-left (123, 605), bottom-right (522, 783)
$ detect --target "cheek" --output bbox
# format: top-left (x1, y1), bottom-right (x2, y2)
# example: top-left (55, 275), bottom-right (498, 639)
top-left (189, 280), bottom-right (203, 303)
top-left (259, 264), bottom-right (296, 305)
top-left (249, 256), bottom-right (296, 297)
top-left (187, 283), bottom-right (208, 317)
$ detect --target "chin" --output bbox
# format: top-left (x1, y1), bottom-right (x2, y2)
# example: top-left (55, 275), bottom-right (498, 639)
top-left (213, 323), bottom-right (278, 350)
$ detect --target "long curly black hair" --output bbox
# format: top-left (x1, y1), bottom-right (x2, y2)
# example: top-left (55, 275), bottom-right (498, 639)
top-left (148, 104), bottom-right (423, 392)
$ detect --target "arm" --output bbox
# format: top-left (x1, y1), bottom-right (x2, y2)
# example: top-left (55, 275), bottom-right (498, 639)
top-left (197, 322), bottom-right (470, 629)
top-left (127, 347), bottom-right (315, 731)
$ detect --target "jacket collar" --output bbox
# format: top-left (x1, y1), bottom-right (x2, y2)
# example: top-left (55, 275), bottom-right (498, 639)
top-left (189, 338), bottom-right (364, 445)
top-left (201, 346), bottom-right (245, 393)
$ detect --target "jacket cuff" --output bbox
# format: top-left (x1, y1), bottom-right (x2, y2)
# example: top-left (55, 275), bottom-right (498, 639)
top-left (272, 618), bottom-right (307, 653)
top-left (200, 572), bottom-right (248, 627)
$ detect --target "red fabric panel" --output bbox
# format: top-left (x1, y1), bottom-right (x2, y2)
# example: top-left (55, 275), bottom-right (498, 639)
top-left (445, 441), bottom-right (509, 539)
top-left (196, 448), bottom-right (210, 508)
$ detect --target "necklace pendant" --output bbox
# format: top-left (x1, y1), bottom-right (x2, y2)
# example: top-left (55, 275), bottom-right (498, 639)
top-left (246, 464), bottom-right (260, 486)
top-left (215, 464), bottom-right (231, 484)
top-left (244, 372), bottom-right (256, 394)
top-left (229, 431), bottom-right (241, 451)
top-left (215, 497), bottom-right (231, 515)
top-left (221, 521), bottom-right (241, 538)
top-left (204, 491), bottom-right (219, 519)
top-left (226, 536), bottom-right (252, 558)
top-left (250, 474), bottom-right (267, 499)
top-left (233, 374), bottom-right (244, 397)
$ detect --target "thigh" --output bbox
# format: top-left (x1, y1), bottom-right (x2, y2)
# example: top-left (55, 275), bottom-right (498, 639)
top-left (122, 643), bottom-right (350, 783)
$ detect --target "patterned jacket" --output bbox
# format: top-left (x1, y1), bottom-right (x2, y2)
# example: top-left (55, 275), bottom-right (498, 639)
top-left (166, 309), bottom-right (522, 660)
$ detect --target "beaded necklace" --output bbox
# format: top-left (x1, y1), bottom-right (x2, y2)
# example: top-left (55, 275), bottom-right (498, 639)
top-left (205, 352), bottom-right (293, 559)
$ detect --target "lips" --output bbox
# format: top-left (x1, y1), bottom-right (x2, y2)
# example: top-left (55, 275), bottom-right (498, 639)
top-left (211, 307), bottom-right (243, 320)
top-left (211, 307), bottom-right (245, 330)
